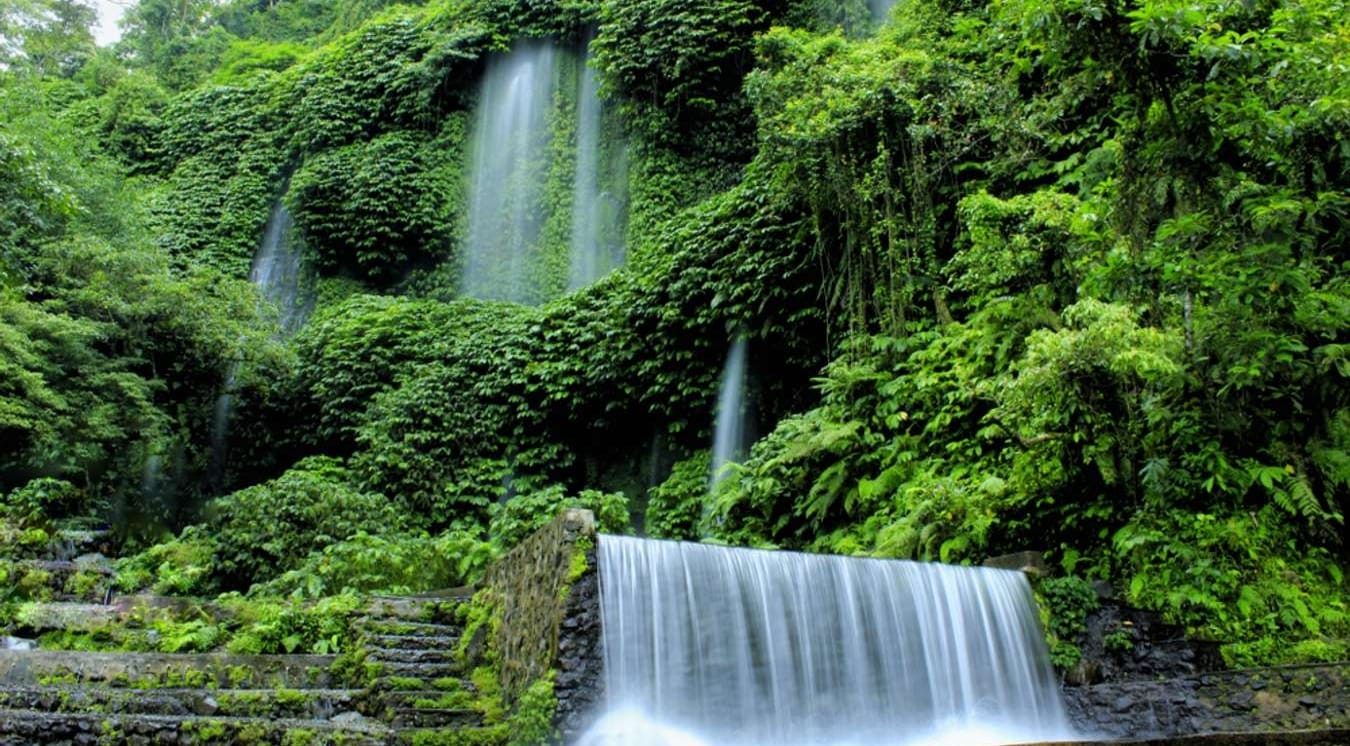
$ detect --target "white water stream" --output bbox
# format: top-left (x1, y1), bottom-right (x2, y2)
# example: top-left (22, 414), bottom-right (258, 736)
top-left (580, 536), bottom-right (1076, 746)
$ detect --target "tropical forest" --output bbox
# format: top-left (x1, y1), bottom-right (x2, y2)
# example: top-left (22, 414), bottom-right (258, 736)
top-left (0, 0), bottom-right (1345, 742)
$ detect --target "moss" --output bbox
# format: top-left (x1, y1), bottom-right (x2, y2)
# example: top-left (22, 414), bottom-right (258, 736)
top-left (559, 535), bottom-right (593, 603)
top-left (408, 725), bottom-right (509, 746)
top-left (455, 588), bottom-right (500, 668)
top-left (182, 718), bottom-right (229, 743)
top-left (470, 665), bottom-right (506, 724)
top-left (504, 675), bottom-right (557, 746)
top-left (385, 675), bottom-right (425, 691)
top-left (413, 691), bottom-right (474, 709)
top-left (281, 728), bottom-right (318, 746)
top-left (236, 723), bottom-right (269, 745)
top-left (430, 676), bottom-right (464, 691)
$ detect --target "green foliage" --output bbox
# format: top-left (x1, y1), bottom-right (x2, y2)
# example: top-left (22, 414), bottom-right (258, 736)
top-left (115, 528), bottom-right (218, 596)
top-left (252, 529), bottom-right (497, 598)
top-left (505, 676), bottom-right (557, 746)
top-left (488, 486), bottom-right (629, 551)
top-left (593, 0), bottom-right (763, 131)
top-left (221, 591), bottom-right (362, 655)
top-left (644, 452), bottom-right (711, 540)
top-left (203, 457), bottom-right (407, 589)
top-left (289, 129), bottom-right (458, 283)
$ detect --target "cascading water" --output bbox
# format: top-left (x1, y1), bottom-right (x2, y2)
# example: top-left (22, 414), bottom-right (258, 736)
top-left (569, 39), bottom-right (628, 290)
top-left (249, 203), bottom-right (313, 335)
top-left (461, 42), bottom-right (559, 304)
top-left (580, 536), bottom-right (1076, 746)
top-left (209, 201), bottom-right (313, 490)
top-left (710, 336), bottom-right (750, 490)
top-left (569, 44), bottom-right (604, 290)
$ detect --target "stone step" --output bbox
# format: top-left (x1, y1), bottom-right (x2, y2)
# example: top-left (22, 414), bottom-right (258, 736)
top-left (374, 661), bottom-right (464, 681)
top-left (389, 706), bottom-right (483, 729)
top-left (365, 633), bottom-right (460, 651)
top-left (366, 595), bottom-right (467, 624)
top-left (366, 647), bottom-right (458, 665)
top-left (374, 686), bottom-right (475, 711)
top-left (356, 619), bottom-right (463, 637)
top-left (0, 650), bottom-right (336, 689)
top-left (395, 724), bottom-right (506, 746)
top-left (0, 708), bottom-right (388, 745)
top-left (0, 686), bottom-right (363, 719)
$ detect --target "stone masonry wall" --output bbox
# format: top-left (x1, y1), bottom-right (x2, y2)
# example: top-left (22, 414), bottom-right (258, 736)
top-left (1064, 662), bottom-right (1350, 739)
top-left (482, 508), bottom-right (602, 739)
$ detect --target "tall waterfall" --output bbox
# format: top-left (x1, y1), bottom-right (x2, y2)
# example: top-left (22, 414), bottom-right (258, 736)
top-left (208, 201), bottom-right (312, 490)
top-left (461, 39), bottom-right (628, 302)
top-left (461, 42), bottom-right (559, 304)
top-left (870, 0), bottom-right (897, 20)
top-left (581, 536), bottom-right (1076, 746)
top-left (568, 37), bottom-right (629, 290)
top-left (710, 336), bottom-right (750, 490)
top-left (250, 203), bottom-right (312, 334)
top-left (569, 46), bottom-right (606, 290)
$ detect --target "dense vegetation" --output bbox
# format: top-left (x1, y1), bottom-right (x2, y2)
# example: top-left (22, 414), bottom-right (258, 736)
top-left (1, 0), bottom-right (1345, 671)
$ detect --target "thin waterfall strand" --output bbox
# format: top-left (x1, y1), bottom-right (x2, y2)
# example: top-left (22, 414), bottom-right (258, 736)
top-left (710, 336), bottom-right (749, 490)
top-left (569, 46), bottom-right (604, 290)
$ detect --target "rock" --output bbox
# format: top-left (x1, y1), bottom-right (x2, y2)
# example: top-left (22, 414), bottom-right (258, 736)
top-left (193, 696), bottom-right (218, 715)
top-left (1227, 691), bottom-right (1255, 710)
top-left (1113, 695), bottom-right (1134, 712)
top-left (981, 551), bottom-right (1047, 577)
top-left (2, 637), bottom-right (36, 651)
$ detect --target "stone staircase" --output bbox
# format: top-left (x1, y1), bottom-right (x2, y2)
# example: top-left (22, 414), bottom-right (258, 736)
top-left (356, 594), bottom-right (510, 744)
top-left (0, 528), bottom-right (512, 744)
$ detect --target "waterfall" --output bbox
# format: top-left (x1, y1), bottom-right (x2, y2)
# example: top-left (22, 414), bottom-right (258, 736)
top-left (710, 336), bottom-right (750, 490)
top-left (580, 536), bottom-right (1076, 746)
top-left (461, 42), bottom-right (559, 304)
top-left (209, 201), bottom-right (312, 491)
top-left (250, 203), bottom-right (312, 335)
top-left (870, 0), bottom-right (897, 20)
top-left (569, 36), bottom-right (629, 290)
top-left (568, 46), bottom-right (605, 290)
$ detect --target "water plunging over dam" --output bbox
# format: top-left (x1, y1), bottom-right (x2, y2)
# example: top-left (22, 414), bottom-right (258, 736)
top-left (580, 536), bottom-right (1076, 746)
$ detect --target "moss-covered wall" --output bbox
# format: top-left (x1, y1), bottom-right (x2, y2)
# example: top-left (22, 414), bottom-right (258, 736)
top-left (481, 507), bottom-right (601, 738)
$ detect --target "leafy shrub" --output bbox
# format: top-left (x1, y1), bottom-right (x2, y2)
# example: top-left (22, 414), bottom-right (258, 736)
top-left (203, 457), bottom-right (406, 589)
top-left (489, 486), bottom-right (630, 551)
top-left (252, 529), bottom-right (497, 598)
top-left (644, 452), bottom-right (711, 540)
top-left (288, 129), bottom-right (457, 283)
top-left (221, 591), bottom-right (362, 655)
top-left (114, 528), bottom-right (219, 596)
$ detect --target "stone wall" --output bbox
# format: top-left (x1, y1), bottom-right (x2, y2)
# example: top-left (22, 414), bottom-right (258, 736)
top-left (1064, 663), bottom-right (1350, 739)
top-left (481, 508), bottom-right (602, 739)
